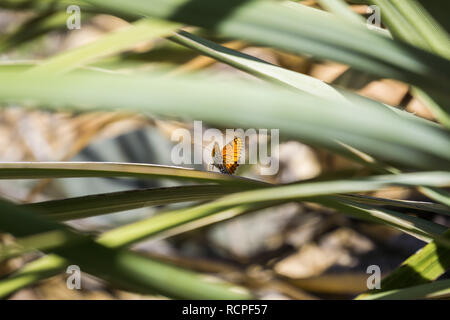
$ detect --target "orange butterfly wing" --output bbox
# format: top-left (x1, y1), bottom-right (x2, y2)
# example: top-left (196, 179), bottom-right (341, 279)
top-left (222, 137), bottom-right (242, 174)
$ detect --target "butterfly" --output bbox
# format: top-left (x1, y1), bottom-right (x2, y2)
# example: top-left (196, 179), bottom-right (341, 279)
top-left (210, 137), bottom-right (243, 175)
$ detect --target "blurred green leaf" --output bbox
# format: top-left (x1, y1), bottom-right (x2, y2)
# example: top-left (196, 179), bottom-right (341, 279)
top-left (1, 73), bottom-right (449, 171)
top-left (360, 279), bottom-right (450, 299)
top-left (0, 200), bottom-right (253, 299)
top-left (23, 185), bottom-right (449, 223)
top-left (27, 184), bottom-right (248, 221)
top-left (367, 0), bottom-right (450, 127)
top-left (26, 18), bottom-right (179, 75)
top-left (77, 0), bottom-right (450, 103)
top-left (0, 10), bottom-right (90, 53)
top-left (357, 230), bottom-right (450, 299)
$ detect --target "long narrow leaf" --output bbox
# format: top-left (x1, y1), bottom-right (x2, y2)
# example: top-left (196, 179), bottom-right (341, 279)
top-left (356, 230), bottom-right (450, 298)
top-left (0, 200), bottom-right (252, 299)
top-left (0, 162), bottom-right (266, 186)
top-left (1, 73), bottom-right (450, 171)
top-left (27, 184), bottom-right (247, 221)
top-left (26, 18), bottom-right (179, 75)
top-left (79, 0), bottom-right (450, 103)
top-left (359, 279), bottom-right (450, 300)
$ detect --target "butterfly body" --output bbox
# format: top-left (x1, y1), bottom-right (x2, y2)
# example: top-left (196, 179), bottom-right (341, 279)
top-left (210, 137), bottom-right (242, 175)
